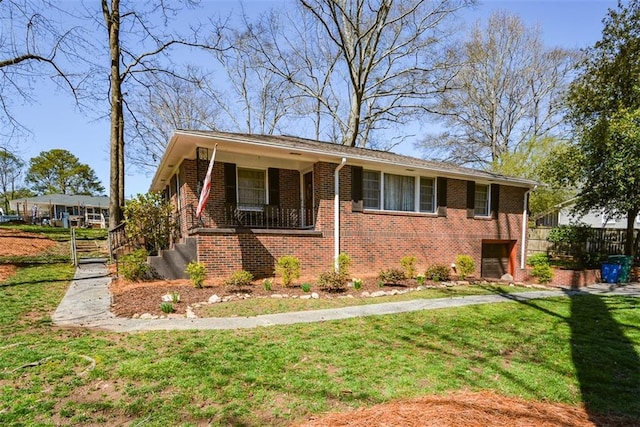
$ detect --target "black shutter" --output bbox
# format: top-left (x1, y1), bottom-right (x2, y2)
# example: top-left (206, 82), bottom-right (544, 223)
top-left (491, 183), bottom-right (500, 219)
top-left (437, 177), bottom-right (447, 217)
top-left (268, 168), bottom-right (280, 206)
top-left (224, 163), bottom-right (237, 204)
top-left (351, 166), bottom-right (363, 212)
top-left (466, 180), bottom-right (475, 218)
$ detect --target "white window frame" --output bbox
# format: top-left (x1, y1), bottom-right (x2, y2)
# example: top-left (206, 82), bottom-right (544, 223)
top-left (363, 170), bottom-right (437, 214)
top-left (474, 183), bottom-right (491, 217)
top-left (237, 167), bottom-right (267, 211)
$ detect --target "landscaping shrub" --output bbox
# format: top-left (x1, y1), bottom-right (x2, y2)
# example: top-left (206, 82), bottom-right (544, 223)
top-left (352, 278), bottom-right (363, 290)
top-left (224, 270), bottom-right (254, 289)
top-left (337, 252), bottom-right (351, 278)
top-left (531, 264), bottom-right (554, 284)
top-left (119, 248), bottom-right (151, 281)
top-left (400, 255), bottom-right (418, 278)
top-left (317, 271), bottom-right (347, 291)
top-left (425, 264), bottom-right (451, 282)
top-left (275, 255), bottom-right (301, 287)
top-left (160, 302), bottom-right (175, 313)
top-left (378, 267), bottom-right (405, 284)
top-left (301, 283), bottom-right (311, 292)
top-left (185, 261), bottom-right (206, 288)
top-left (263, 278), bottom-right (273, 291)
top-left (123, 192), bottom-right (178, 255)
top-left (527, 253), bottom-right (554, 284)
top-left (527, 253), bottom-right (550, 267)
top-left (455, 254), bottom-right (475, 280)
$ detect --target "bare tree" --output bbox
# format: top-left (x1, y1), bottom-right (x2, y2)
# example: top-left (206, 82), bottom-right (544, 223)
top-left (96, 0), bottom-right (224, 228)
top-left (0, 0), bottom-right (81, 136)
top-left (127, 69), bottom-right (222, 172)
top-left (418, 11), bottom-right (579, 167)
top-left (0, 146), bottom-right (25, 213)
top-left (240, 0), bottom-right (472, 148)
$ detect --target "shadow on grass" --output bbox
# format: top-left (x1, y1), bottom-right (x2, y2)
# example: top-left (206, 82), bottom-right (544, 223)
top-left (566, 291), bottom-right (640, 424)
top-left (479, 285), bottom-right (640, 423)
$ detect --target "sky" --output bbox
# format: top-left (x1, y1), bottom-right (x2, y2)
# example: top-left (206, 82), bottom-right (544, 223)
top-left (6, 0), bottom-right (617, 199)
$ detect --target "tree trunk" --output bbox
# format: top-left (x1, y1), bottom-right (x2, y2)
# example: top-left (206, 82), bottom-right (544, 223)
top-left (104, 0), bottom-right (123, 229)
top-left (625, 208), bottom-right (638, 257)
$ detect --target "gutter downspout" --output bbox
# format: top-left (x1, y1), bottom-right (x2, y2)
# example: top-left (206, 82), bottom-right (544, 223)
top-left (334, 158), bottom-right (347, 272)
top-left (520, 185), bottom-right (538, 270)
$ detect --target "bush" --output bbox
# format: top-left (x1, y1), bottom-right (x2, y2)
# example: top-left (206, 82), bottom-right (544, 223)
top-left (123, 192), bottom-right (178, 255)
top-left (317, 271), bottom-right (347, 291)
top-left (160, 302), bottom-right (175, 313)
top-left (185, 261), bottom-right (206, 288)
top-left (263, 278), bottom-right (273, 291)
top-left (455, 255), bottom-right (475, 280)
top-left (425, 264), bottom-right (451, 282)
top-left (224, 270), bottom-right (254, 289)
top-left (301, 283), bottom-right (311, 292)
top-left (275, 255), bottom-right (301, 287)
top-left (400, 255), bottom-right (418, 278)
top-left (119, 249), bottom-right (151, 281)
top-left (352, 278), bottom-right (363, 290)
top-left (378, 267), bottom-right (405, 284)
top-left (416, 274), bottom-right (425, 285)
top-left (527, 253), bottom-right (550, 267)
top-left (531, 264), bottom-right (554, 284)
top-left (337, 252), bottom-right (351, 278)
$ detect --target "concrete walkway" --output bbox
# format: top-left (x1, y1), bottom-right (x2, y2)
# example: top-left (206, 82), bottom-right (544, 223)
top-left (52, 260), bottom-right (640, 333)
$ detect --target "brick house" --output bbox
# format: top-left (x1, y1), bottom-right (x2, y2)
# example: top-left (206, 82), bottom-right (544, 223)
top-left (149, 130), bottom-right (537, 281)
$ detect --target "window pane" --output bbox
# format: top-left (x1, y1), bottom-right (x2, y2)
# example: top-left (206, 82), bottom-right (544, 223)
top-left (384, 174), bottom-right (414, 211)
top-left (363, 171), bottom-right (380, 209)
top-left (238, 168), bottom-right (266, 207)
top-left (420, 177), bottom-right (435, 213)
top-left (474, 184), bottom-right (489, 216)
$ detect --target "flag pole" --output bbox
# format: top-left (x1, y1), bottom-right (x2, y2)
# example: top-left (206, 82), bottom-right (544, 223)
top-left (195, 144), bottom-right (218, 222)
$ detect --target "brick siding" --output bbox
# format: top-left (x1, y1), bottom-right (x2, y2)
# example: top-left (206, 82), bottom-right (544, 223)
top-left (172, 159), bottom-right (529, 281)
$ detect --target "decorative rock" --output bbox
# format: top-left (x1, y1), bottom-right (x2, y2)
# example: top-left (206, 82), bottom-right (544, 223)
top-left (311, 292), bottom-right (319, 299)
top-left (361, 291), bottom-right (370, 297)
top-left (500, 274), bottom-right (514, 282)
top-left (300, 295), bottom-right (312, 300)
top-left (161, 294), bottom-right (174, 302)
top-left (208, 294), bottom-right (221, 304)
top-left (271, 294), bottom-right (284, 299)
top-left (139, 313), bottom-right (157, 320)
top-left (370, 291), bottom-right (386, 297)
top-left (186, 307), bottom-right (198, 319)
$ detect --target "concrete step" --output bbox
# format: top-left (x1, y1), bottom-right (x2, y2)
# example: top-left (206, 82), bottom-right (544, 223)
top-left (148, 237), bottom-right (197, 280)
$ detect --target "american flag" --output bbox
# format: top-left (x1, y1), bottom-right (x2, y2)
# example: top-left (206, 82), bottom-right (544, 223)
top-left (195, 144), bottom-right (218, 219)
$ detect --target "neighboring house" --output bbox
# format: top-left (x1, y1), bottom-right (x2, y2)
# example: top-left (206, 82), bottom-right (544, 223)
top-left (9, 194), bottom-right (110, 228)
top-left (149, 130), bottom-right (537, 281)
top-left (535, 198), bottom-right (640, 229)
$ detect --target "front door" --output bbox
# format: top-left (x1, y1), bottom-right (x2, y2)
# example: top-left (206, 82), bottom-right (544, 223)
top-left (303, 172), bottom-right (313, 227)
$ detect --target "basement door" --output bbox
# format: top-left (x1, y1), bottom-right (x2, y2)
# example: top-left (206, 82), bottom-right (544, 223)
top-left (481, 241), bottom-right (514, 279)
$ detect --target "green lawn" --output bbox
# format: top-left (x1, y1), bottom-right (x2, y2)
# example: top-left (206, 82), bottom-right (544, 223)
top-left (1, 263), bottom-right (639, 426)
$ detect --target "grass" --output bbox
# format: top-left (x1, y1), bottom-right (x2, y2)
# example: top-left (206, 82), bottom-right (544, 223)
top-left (0, 224), bottom-right (108, 241)
top-left (1, 263), bottom-right (639, 426)
top-left (196, 284), bottom-right (540, 317)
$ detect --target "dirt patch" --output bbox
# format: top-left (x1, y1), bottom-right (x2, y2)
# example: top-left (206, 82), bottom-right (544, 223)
top-left (0, 228), bottom-right (58, 257)
top-left (294, 390), bottom-right (632, 427)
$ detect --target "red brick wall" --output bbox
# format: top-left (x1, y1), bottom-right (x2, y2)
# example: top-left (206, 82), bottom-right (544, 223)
top-left (172, 158), bottom-right (529, 281)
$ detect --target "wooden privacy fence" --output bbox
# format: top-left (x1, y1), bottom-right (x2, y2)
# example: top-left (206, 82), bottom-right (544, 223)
top-left (529, 227), bottom-right (639, 259)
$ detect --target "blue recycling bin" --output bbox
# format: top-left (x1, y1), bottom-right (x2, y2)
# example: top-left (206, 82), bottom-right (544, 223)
top-left (601, 263), bottom-right (622, 284)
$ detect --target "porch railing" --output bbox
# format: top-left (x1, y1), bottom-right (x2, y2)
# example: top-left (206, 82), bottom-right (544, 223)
top-left (184, 204), bottom-right (314, 230)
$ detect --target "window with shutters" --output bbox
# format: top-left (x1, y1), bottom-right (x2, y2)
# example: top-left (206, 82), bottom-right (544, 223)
top-left (362, 170), bottom-right (436, 213)
top-left (237, 168), bottom-right (266, 210)
top-left (363, 171), bottom-right (380, 209)
top-left (474, 184), bottom-right (490, 217)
